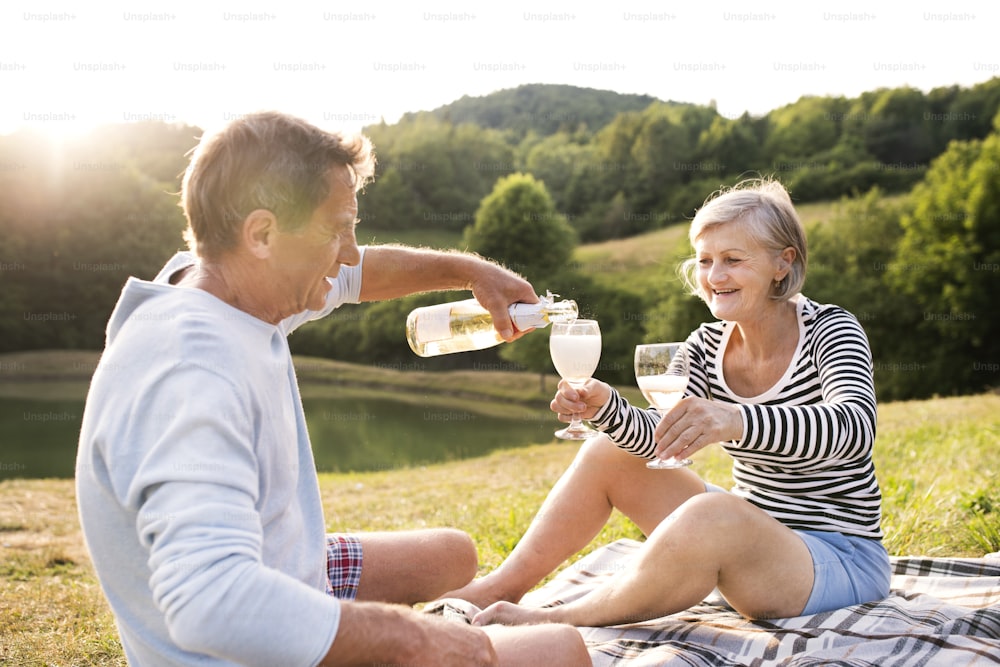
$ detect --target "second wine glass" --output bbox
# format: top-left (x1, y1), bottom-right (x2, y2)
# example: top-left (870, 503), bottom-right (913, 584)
top-left (549, 319), bottom-right (602, 440)
top-left (634, 342), bottom-right (693, 469)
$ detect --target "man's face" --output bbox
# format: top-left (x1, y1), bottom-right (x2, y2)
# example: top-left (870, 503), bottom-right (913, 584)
top-left (266, 166), bottom-right (361, 318)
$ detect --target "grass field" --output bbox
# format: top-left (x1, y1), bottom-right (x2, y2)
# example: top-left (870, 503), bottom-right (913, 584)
top-left (1, 192), bottom-right (992, 664)
top-left (1, 384), bottom-right (998, 665)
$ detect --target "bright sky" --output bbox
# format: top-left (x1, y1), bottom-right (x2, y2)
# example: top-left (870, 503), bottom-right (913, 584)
top-left (2, 1), bottom-right (997, 138)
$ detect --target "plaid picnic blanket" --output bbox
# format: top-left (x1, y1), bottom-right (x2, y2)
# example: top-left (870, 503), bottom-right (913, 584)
top-left (432, 539), bottom-right (1000, 665)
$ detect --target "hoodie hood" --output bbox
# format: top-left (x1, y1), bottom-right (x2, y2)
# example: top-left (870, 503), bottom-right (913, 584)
top-left (104, 252), bottom-right (275, 347)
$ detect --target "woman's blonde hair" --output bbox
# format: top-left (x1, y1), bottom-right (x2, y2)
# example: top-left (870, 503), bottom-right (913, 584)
top-left (679, 178), bottom-right (807, 303)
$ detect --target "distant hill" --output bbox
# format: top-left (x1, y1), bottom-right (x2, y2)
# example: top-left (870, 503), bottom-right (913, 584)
top-left (400, 83), bottom-right (663, 136)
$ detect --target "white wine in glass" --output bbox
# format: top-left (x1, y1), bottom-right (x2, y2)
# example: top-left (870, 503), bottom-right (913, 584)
top-left (634, 342), bottom-right (693, 469)
top-left (549, 319), bottom-right (602, 440)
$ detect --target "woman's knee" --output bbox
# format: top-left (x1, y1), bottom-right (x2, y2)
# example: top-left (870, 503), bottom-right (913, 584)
top-left (661, 492), bottom-right (754, 535)
top-left (571, 435), bottom-right (650, 489)
top-left (577, 433), bottom-right (636, 467)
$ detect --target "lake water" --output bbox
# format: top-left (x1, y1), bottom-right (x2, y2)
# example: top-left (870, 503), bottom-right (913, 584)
top-left (0, 392), bottom-right (558, 480)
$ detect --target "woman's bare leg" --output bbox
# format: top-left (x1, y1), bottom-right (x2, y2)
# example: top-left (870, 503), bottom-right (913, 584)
top-left (474, 492), bottom-right (815, 627)
top-left (446, 434), bottom-right (706, 608)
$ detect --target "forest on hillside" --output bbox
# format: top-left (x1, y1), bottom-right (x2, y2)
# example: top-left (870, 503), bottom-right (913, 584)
top-left (1, 79), bottom-right (998, 400)
top-left (361, 80), bottom-right (1000, 240)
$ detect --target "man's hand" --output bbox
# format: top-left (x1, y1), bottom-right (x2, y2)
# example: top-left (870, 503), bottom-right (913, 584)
top-left (320, 601), bottom-right (499, 666)
top-left (468, 262), bottom-right (537, 341)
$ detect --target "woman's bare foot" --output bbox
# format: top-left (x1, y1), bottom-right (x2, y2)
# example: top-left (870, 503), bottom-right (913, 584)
top-left (473, 601), bottom-right (559, 627)
top-left (441, 573), bottom-right (523, 610)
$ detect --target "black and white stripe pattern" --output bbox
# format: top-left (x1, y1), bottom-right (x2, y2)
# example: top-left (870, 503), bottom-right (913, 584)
top-left (592, 296), bottom-right (883, 539)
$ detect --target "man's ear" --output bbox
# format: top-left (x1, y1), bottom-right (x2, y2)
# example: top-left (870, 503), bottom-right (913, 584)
top-left (242, 209), bottom-right (278, 259)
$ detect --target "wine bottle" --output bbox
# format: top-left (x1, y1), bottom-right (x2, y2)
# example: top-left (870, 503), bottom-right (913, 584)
top-left (406, 292), bottom-right (578, 357)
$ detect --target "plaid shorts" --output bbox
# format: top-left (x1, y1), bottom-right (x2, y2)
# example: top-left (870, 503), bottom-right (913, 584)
top-left (325, 533), bottom-right (363, 600)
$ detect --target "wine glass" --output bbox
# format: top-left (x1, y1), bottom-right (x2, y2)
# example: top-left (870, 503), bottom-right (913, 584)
top-left (634, 342), bottom-right (693, 469)
top-left (549, 319), bottom-right (602, 440)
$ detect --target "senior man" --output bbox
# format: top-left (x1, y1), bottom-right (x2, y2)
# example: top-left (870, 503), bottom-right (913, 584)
top-left (76, 111), bottom-right (587, 666)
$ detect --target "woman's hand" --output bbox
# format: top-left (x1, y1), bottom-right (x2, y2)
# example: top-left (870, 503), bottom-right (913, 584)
top-left (652, 397), bottom-right (743, 462)
top-left (550, 378), bottom-right (612, 423)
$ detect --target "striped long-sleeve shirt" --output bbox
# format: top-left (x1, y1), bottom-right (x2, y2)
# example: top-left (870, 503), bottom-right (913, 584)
top-left (591, 295), bottom-right (883, 539)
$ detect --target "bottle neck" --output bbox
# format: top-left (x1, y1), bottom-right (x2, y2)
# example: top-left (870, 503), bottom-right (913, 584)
top-left (542, 298), bottom-right (578, 324)
top-left (509, 294), bottom-right (578, 330)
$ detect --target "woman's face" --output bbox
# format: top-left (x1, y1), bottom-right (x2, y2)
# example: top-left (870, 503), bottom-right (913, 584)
top-left (694, 221), bottom-right (789, 322)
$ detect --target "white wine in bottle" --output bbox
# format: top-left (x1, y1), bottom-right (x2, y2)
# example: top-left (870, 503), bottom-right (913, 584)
top-left (406, 293), bottom-right (578, 357)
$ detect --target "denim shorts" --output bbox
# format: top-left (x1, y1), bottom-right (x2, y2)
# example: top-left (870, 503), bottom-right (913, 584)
top-left (797, 529), bottom-right (890, 615)
top-left (705, 482), bottom-right (890, 615)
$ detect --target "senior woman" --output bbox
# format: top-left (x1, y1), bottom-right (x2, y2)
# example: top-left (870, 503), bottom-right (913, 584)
top-left (450, 178), bottom-right (890, 627)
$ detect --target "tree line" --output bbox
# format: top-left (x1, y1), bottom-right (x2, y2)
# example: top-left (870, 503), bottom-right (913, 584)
top-left (1, 80), bottom-right (998, 400)
top-left (359, 79), bottom-right (1000, 241)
